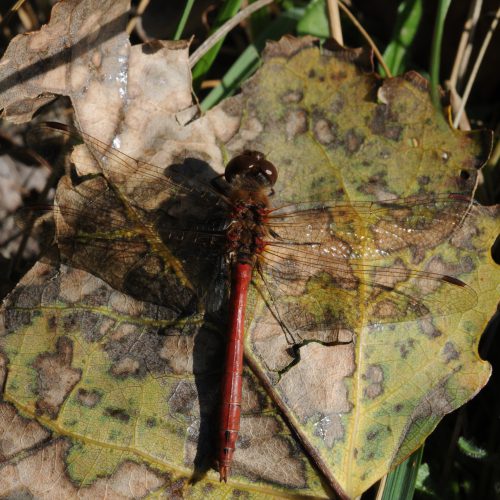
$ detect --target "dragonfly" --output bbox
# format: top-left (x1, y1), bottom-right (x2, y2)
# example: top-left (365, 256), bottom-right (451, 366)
top-left (21, 122), bottom-right (477, 482)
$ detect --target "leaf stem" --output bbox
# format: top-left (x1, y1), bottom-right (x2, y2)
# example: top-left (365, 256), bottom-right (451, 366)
top-left (126, 0), bottom-right (151, 36)
top-left (337, 0), bottom-right (392, 77)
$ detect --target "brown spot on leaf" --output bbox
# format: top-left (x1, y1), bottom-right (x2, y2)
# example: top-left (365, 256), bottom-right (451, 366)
top-left (363, 365), bottom-right (384, 399)
top-left (285, 109), bottom-right (308, 141)
top-left (263, 35), bottom-right (317, 60)
top-left (47, 315), bottom-right (57, 331)
top-left (104, 407), bottom-right (131, 423)
top-left (372, 298), bottom-right (399, 320)
top-left (313, 413), bottom-right (345, 447)
top-left (404, 70), bottom-right (431, 91)
top-left (77, 310), bottom-right (112, 343)
top-left (419, 318), bottom-right (442, 338)
top-left (369, 104), bottom-right (402, 141)
top-left (313, 118), bottom-right (337, 145)
top-left (61, 313), bottom-right (79, 332)
top-left (168, 380), bottom-right (199, 417)
top-left (0, 403), bottom-right (51, 460)
top-left (105, 321), bottom-right (191, 378)
top-left (163, 479), bottom-right (188, 498)
top-left (344, 128), bottom-right (364, 154)
top-left (281, 90), bottom-right (303, 104)
top-left (397, 380), bottom-right (456, 452)
top-left (33, 337), bottom-right (81, 418)
top-left (395, 338), bottom-right (415, 359)
top-left (442, 341), bottom-right (459, 363)
top-left (231, 415), bottom-right (308, 488)
top-left (76, 388), bottom-right (101, 408)
top-left (142, 39), bottom-right (166, 55)
top-left (330, 96), bottom-right (344, 114)
top-left (322, 39), bottom-right (374, 70)
top-left (146, 417), bottom-right (157, 428)
top-left (111, 356), bottom-right (140, 377)
top-left (160, 335), bottom-right (194, 374)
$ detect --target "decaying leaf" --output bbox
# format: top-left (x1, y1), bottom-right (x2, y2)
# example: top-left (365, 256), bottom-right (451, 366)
top-left (0, 1), bottom-right (498, 499)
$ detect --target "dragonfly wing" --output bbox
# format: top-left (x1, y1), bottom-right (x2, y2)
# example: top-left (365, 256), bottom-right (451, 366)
top-left (23, 172), bottom-right (227, 313)
top-left (24, 122), bottom-right (232, 312)
top-left (36, 122), bottom-right (228, 214)
top-left (268, 194), bottom-right (473, 260)
top-left (257, 240), bottom-right (477, 345)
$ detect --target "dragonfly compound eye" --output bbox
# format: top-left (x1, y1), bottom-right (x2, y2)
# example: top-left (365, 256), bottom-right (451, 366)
top-left (225, 150), bottom-right (278, 187)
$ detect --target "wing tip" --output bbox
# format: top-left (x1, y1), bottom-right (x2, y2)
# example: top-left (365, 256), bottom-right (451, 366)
top-left (441, 275), bottom-right (467, 287)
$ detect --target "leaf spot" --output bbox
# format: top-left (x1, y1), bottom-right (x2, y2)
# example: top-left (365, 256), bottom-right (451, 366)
top-left (313, 118), bottom-right (337, 145)
top-left (104, 407), bottom-right (131, 423)
top-left (344, 128), bottom-right (365, 154)
top-left (442, 341), bottom-right (460, 363)
top-left (33, 337), bottom-right (81, 418)
top-left (110, 356), bottom-right (140, 377)
top-left (362, 365), bottom-right (384, 400)
top-left (281, 90), bottom-right (303, 104)
top-left (76, 388), bottom-right (102, 408)
top-left (285, 109), bottom-right (308, 141)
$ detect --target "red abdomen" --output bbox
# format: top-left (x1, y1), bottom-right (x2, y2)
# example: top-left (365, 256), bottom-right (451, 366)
top-left (218, 261), bottom-right (252, 482)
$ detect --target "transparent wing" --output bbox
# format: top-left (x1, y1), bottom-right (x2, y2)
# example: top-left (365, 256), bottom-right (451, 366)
top-left (268, 194), bottom-right (472, 259)
top-left (35, 122), bottom-right (229, 213)
top-left (256, 234), bottom-right (476, 345)
top-left (18, 173), bottom-right (228, 313)
top-left (22, 122), bottom-right (234, 311)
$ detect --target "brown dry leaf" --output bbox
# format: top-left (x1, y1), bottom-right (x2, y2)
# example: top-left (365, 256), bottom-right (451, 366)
top-left (0, 1), bottom-right (498, 499)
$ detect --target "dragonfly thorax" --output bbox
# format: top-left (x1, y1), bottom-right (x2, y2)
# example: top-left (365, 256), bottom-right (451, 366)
top-left (226, 201), bottom-right (269, 265)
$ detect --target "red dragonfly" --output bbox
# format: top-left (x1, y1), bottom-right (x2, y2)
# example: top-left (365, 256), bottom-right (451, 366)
top-left (25, 122), bottom-right (477, 482)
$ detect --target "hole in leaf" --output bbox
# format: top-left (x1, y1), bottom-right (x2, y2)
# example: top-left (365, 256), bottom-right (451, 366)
top-left (460, 170), bottom-right (470, 180)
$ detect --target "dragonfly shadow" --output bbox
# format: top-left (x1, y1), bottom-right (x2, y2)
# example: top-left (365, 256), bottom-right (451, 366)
top-left (140, 157), bottom-right (230, 313)
top-left (150, 160), bottom-right (231, 480)
top-left (122, 156), bottom-right (230, 480)
top-left (53, 154), bottom-right (229, 319)
top-left (189, 318), bottom-right (226, 483)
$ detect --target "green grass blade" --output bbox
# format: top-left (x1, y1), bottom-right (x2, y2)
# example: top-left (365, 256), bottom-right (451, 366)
top-left (173, 0), bottom-right (195, 40)
top-left (200, 9), bottom-right (302, 111)
top-left (192, 0), bottom-right (243, 86)
top-left (297, 0), bottom-right (329, 38)
top-left (380, 446), bottom-right (424, 500)
top-left (430, 0), bottom-right (452, 108)
top-left (381, 0), bottom-right (423, 76)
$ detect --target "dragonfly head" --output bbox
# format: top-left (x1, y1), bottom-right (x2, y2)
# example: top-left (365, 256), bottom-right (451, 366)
top-left (224, 150), bottom-right (278, 189)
